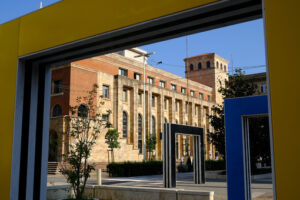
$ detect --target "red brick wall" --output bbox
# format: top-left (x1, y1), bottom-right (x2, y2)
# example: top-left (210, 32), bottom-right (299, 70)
top-left (51, 66), bottom-right (71, 116)
top-left (69, 66), bottom-right (98, 115)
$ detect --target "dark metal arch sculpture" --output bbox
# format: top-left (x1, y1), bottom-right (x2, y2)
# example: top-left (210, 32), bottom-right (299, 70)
top-left (163, 123), bottom-right (205, 188)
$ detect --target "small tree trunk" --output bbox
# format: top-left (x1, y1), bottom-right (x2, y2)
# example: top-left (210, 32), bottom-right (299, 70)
top-left (112, 149), bottom-right (115, 162)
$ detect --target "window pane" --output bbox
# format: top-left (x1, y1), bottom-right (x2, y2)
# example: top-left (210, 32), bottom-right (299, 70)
top-left (123, 112), bottom-right (128, 138)
top-left (103, 85), bottom-right (109, 98)
top-left (53, 80), bottom-right (63, 94)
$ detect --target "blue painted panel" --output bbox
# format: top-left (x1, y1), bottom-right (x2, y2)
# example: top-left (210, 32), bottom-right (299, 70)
top-left (225, 95), bottom-right (268, 200)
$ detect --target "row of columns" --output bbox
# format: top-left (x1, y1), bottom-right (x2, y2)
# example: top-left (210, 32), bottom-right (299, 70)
top-left (113, 77), bottom-right (215, 160)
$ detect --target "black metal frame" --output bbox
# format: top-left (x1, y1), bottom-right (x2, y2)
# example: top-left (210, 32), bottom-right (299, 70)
top-left (163, 123), bottom-right (205, 188)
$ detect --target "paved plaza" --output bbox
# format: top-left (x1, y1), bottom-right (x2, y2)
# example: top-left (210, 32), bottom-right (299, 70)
top-left (48, 172), bottom-right (273, 200)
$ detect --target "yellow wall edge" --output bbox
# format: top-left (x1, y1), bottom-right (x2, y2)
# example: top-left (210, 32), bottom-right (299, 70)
top-left (18, 0), bottom-right (218, 57)
top-left (264, 0), bottom-right (300, 199)
top-left (0, 19), bottom-right (20, 200)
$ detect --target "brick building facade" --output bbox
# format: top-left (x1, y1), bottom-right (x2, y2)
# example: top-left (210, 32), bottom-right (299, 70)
top-left (49, 48), bottom-right (230, 166)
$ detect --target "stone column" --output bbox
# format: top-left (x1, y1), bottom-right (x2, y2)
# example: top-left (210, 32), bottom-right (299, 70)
top-left (157, 94), bottom-right (164, 160)
top-left (170, 97), bottom-right (176, 123)
top-left (131, 85), bottom-right (138, 149)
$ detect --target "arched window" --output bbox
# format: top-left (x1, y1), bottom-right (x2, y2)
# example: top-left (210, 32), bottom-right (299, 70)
top-left (189, 64), bottom-right (194, 71)
top-left (123, 112), bottom-right (128, 138)
top-left (220, 63), bottom-right (223, 70)
top-left (216, 61), bottom-right (219, 68)
top-left (198, 62), bottom-right (202, 69)
top-left (224, 65), bottom-right (227, 72)
top-left (206, 61), bottom-right (211, 68)
top-left (138, 114), bottom-right (142, 153)
top-left (78, 104), bottom-right (88, 118)
top-left (152, 116), bottom-right (156, 136)
top-left (52, 104), bottom-right (62, 117)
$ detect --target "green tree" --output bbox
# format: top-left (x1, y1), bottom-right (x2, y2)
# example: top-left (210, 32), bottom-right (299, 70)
top-left (146, 134), bottom-right (157, 160)
top-left (105, 129), bottom-right (120, 163)
top-left (207, 69), bottom-right (257, 159)
top-left (60, 84), bottom-right (111, 200)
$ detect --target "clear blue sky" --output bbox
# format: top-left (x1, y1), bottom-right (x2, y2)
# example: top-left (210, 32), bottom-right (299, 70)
top-left (141, 19), bottom-right (266, 77)
top-left (0, 0), bottom-right (266, 77)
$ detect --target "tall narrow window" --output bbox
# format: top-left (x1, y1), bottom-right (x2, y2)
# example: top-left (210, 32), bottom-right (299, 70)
top-left (216, 61), bottom-right (219, 69)
top-left (206, 61), bottom-right (211, 68)
top-left (52, 104), bottom-right (62, 117)
top-left (190, 90), bottom-right (195, 97)
top-left (123, 112), bottom-right (128, 138)
top-left (171, 84), bottom-right (177, 91)
top-left (207, 95), bottom-right (211, 101)
top-left (102, 85), bottom-right (109, 98)
top-left (198, 62), bottom-right (202, 70)
top-left (152, 116), bottom-right (156, 136)
top-left (138, 93), bottom-right (142, 104)
top-left (53, 80), bottom-right (63, 94)
top-left (122, 89), bottom-right (127, 102)
top-left (164, 99), bottom-right (167, 110)
top-left (152, 95), bottom-right (156, 107)
top-left (190, 64), bottom-right (194, 71)
top-left (138, 114), bottom-right (142, 154)
top-left (199, 92), bottom-right (203, 99)
top-left (78, 104), bottom-right (88, 118)
top-left (181, 87), bottom-right (186, 94)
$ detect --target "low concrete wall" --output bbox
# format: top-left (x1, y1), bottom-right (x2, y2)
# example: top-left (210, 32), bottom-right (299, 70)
top-left (47, 185), bottom-right (72, 200)
top-left (205, 170), bottom-right (227, 181)
top-left (47, 185), bottom-right (214, 200)
top-left (85, 185), bottom-right (214, 200)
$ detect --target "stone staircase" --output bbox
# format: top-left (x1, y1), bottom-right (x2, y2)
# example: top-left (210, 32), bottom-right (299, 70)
top-left (48, 162), bottom-right (59, 175)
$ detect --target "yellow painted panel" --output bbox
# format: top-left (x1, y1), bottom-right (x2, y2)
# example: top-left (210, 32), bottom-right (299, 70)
top-left (0, 19), bottom-right (20, 200)
top-left (18, 0), bottom-right (218, 56)
top-left (264, 0), bottom-right (300, 199)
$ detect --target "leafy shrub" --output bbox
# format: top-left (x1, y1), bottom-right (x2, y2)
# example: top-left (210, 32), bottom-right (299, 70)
top-left (107, 161), bottom-right (163, 177)
top-left (177, 164), bottom-right (188, 172)
top-left (205, 159), bottom-right (226, 171)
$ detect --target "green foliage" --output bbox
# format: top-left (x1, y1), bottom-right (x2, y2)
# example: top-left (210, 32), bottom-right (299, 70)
top-left (60, 84), bottom-right (111, 200)
top-left (146, 133), bottom-right (157, 160)
top-left (105, 128), bottom-right (120, 163)
top-left (105, 129), bottom-right (120, 150)
top-left (207, 69), bottom-right (257, 159)
top-left (107, 161), bottom-right (163, 177)
top-left (205, 159), bottom-right (226, 171)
